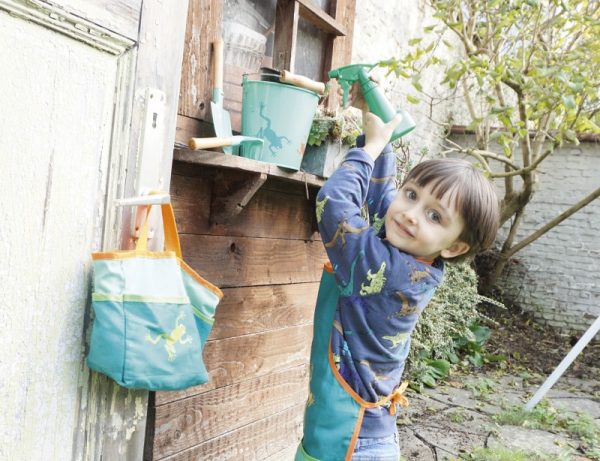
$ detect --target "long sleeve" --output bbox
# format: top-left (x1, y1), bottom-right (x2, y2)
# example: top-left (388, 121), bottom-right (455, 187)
top-left (315, 147), bottom-right (379, 295)
top-left (355, 136), bottom-right (397, 234)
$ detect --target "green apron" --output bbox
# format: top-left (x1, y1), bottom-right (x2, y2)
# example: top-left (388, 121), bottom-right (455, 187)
top-left (295, 264), bottom-right (408, 461)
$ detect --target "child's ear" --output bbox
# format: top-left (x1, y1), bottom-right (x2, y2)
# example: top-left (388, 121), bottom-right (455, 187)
top-left (440, 241), bottom-right (470, 259)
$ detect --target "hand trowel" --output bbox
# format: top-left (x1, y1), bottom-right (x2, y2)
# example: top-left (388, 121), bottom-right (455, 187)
top-left (210, 39), bottom-right (262, 154)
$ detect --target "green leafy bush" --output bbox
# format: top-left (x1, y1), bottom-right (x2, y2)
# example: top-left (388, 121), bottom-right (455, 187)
top-left (410, 262), bottom-right (480, 359)
top-left (406, 262), bottom-right (499, 390)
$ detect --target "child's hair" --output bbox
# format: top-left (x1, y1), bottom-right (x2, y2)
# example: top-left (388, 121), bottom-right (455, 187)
top-left (401, 158), bottom-right (500, 261)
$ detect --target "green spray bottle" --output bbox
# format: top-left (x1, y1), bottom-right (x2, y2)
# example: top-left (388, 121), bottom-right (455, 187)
top-left (328, 63), bottom-right (416, 142)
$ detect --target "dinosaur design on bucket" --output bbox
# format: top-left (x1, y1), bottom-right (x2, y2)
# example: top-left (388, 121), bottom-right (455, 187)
top-left (256, 102), bottom-right (291, 155)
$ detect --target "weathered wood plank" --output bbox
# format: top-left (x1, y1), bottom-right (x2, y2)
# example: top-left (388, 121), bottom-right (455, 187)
top-left (263, 445), bottom-right (299, 461)
top-left (178, 0), bottom-right (222, 120)
top-left (223, 64), bottom-right (245, 133)
top-left (273, 0), bottom-right (299, 71)
top-left (325, 0), bottom-right (357, 111)
top-left (156, 324), bottom-right (313, 405)
top-left (208, 283), bottom-right (318, 340)
top-left (175, 114), bottom-right (215, 146)
top-left (297, 0), bottom-right (346, 36)
top-left (159, 403), bottom-right (305, 461)
top-left (180, 234), bottom-right (327, 287)
top-left (153, 366), bottom-right (309, 459)
top-left (171, 172), bottom-right (320, 240)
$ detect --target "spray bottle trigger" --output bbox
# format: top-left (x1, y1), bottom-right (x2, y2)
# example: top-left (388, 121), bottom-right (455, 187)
top-left (339, 79), bottom-right (351, 108)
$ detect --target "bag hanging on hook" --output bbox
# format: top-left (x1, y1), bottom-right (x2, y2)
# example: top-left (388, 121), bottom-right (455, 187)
top-left (86, 203), bottom-right (223, 391)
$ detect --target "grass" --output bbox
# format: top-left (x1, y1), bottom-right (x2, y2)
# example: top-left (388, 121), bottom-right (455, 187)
top-left (459, 447), bottom-right (571, 461)
top-left (447, 408), bottom-right (467, 424)
top-left (465, 377), bottom-right (497, 397)
top-left (492, 400), bottom-right (600, 460)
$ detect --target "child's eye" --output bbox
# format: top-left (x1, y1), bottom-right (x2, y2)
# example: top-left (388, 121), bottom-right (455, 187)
top-left (405, 189), bottom-right (417, 200)
top-left (427, 210), bottom-right (442, 223)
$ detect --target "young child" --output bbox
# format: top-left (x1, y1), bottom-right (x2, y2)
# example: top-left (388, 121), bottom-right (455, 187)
top-left (295, 94), bottom-right (499, 461)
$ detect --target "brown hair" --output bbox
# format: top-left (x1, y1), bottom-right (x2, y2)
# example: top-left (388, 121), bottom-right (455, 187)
top-left (402, 158), bottom-right (500, 261)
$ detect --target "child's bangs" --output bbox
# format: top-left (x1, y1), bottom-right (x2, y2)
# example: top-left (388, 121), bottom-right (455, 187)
top-left (407, 162), bottom-right (467, 207)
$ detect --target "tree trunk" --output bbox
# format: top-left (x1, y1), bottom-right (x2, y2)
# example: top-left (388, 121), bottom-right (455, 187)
top-left (480, 185), bottom-right (600, 293)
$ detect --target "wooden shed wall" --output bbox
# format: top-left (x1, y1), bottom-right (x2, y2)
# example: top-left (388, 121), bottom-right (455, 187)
top-left (148, 160), bottom-right (327, 460)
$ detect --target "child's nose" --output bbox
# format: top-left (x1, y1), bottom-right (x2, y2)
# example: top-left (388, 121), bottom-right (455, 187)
top-left (403, 208), bottom-right (417, 224)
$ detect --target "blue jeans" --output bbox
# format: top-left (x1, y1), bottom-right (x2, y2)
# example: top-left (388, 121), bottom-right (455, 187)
top-left (352, 432), bottom-right (400, 460)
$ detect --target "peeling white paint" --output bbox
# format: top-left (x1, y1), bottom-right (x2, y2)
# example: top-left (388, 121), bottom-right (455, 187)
top-left (0, 7), bottom-right (118, 460)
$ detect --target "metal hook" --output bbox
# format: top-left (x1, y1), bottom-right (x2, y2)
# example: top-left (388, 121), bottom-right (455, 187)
top-left (114, 189), bottom-right (170, 241)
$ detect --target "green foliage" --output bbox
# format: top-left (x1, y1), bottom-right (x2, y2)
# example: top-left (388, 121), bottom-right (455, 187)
top-left (454, 322), bottom-right (507, 368)
top-left (386, 0), bottom-right (600, 142)
top-left (494, 400), bottom-right (600, 460)
top-left (410, 262), bottom-right (480, 360)
top-left (447, 408), bottom-right (467, 423)
top-left (307, 112), bottom-right (361, 147)
top-left (307, 117), bottom-right (333, 146)
top-left (407, 262), bottom-right (502, 390)
top-left (379, 0), bottom-right (600, 286)
top-left (465, 376), bottom-right (496, 397)
top-left (461, 447), bottom-right (571, 461)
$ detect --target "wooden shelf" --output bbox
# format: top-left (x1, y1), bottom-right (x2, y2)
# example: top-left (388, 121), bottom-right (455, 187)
top-left (297, 0), bottom-right (346, 36)
top-left (173, 148), bottom-right (325, 224)
top-left (173, 148), bottom-right (326, 188)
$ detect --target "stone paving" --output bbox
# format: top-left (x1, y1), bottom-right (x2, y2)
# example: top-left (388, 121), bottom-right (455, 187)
top-left (397, 372), bottom-right (600, 460)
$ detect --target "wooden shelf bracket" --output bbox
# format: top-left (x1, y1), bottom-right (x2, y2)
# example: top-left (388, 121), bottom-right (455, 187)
top-left (210, 169), bottom-right (268, 224)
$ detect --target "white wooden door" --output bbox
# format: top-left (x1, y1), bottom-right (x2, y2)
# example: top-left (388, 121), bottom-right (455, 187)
top-left (0, 1), bottom-right (189, 459)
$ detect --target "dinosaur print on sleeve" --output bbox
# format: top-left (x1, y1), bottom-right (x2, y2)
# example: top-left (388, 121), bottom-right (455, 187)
top-left (315, 196), bottom-right (329, 224)
top-left (382, 331), bottom-right (410, 350)
top-left (360, 262), bottom-right (387, 296)
top-left (323, 220), bottom-right (370, 249)
top-left (371, 212), bottom-right (385, 234)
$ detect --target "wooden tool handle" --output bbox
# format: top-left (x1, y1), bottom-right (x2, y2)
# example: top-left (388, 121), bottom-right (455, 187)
top-left (213, 39), bottom-right (224, 90)
top-left (281, 70), bottom-right (325, 95)
top-left (188, 137), bottom-right (233, 150)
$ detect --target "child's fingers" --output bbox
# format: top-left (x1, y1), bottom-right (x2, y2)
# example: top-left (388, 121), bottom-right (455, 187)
top-left (388, 113), bottom-right (404, 130)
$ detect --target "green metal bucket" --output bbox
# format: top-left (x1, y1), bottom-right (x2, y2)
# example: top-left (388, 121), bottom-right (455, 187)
top-left (241, 75), bottom-right (319, 170)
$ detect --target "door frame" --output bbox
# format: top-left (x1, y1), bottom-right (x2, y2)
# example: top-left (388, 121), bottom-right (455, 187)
top-left (76, 1), bottom-right (190, 458)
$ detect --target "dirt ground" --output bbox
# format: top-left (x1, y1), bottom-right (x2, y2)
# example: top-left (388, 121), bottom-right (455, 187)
top-left (480, 302), bottom-right (600, 381)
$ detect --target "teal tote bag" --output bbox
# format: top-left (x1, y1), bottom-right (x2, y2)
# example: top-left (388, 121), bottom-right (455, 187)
top-left (86, 203), bottom-right (223, 391)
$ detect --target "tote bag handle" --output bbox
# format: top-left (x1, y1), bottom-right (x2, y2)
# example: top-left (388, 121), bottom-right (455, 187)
top-left (135, 203), bottom-right (182, 258)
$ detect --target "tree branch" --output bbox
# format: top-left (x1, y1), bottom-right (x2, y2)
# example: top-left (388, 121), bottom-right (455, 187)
top-left (506, 186), bottom-right (600, 258)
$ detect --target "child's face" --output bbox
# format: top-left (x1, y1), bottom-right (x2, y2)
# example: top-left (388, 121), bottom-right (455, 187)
top-left (384, 181), bottom-right (470, 261)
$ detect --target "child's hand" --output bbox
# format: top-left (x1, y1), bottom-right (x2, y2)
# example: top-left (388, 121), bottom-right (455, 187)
top-left (337, 75), bottom-right (379, 111)
top-left (347, 82), bottom-right (368, 111)
top-left (362, 112), bottom-right (404, 160)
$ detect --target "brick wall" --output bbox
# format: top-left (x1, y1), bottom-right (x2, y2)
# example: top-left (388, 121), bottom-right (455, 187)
top-left (452, 134), bottom-right (600, 336)
top-left (498, 142), bottom-right (600, 335)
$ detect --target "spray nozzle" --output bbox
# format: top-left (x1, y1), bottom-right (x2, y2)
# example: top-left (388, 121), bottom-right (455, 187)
top-left (328, 63), bottom-right (377, 108)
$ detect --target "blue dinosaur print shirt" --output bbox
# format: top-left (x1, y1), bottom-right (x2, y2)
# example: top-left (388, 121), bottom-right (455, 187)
top-left (315, 140), bottom-right (444, 438)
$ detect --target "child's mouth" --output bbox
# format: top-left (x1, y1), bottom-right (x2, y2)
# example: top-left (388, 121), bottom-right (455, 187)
top-left (395, 221), bottom-right (414, 238)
